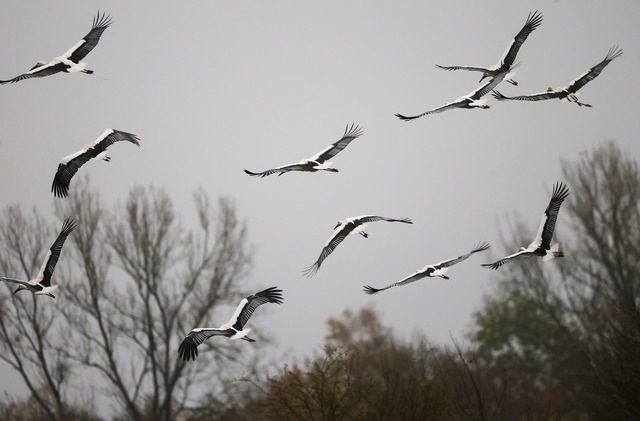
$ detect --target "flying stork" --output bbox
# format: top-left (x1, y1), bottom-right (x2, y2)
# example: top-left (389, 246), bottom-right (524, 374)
top-left (492, 46), bottom-right (623, 107)
top-left (0, 12), bottom-right (112, 85)
top-left (51, 129), bottom-right (141, 198)
top-left (178, 287), bottom-right (283, 361)
top-left (363, 242), bottom-right (490, 295)
top-left (482, 182), bottom-right (569, 270)
top-left (395, 70), bottom-right (508, 121)
top-left (303, 215), bottom-right (413, 277)
top-left (0, 217), bottom-right (77, 299)
top-left (436, 11), bottom-right (543, 86)
top-left (244, 123), bottom-right (363, 177)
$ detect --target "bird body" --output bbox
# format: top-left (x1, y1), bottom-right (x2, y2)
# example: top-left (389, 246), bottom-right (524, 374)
top-left (482, 182), bottom-right (570, 270)
top-left (436, 11), bottom-right (543, 86)
top-left (244, 123), bottom-right (363, 177)
top-left (52, 129), bottom-right (140, 198)
top-left (0, 218), bottom-right (77, 298)
top-left (303, 215), bottom-right (413, 277)
top-left (492, 46), bottom-right (623, 107)
top-left (0, 12), bottom-right (112, 84)
top-left (178, 287), bottom-right (283, 361)
top-left (364, 242), bottom-right (490, 294)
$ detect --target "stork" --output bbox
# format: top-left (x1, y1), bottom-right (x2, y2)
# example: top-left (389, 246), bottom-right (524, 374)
top-left (1, 12), bottom-right (112, 84)
top-left (482, 182), bottom-right (569, 270)
top-left (364, 242), bottom-right (490, 294)
top-left (244, 123), bottom-right (363, 177)
top-left (303, 215), bottom-right (413, 277)
top-left (178, 287), bottom-right (283, 361)
top-left (51, 129), bottom-right (141, 198)
top-left (436, 11), bottom-right (543, 86)
top-left (395, 70), bottom-right (508, 121)
top-left (0, 217), bottom-right (77, 299)
top-left (492, 46), bottom-right (623, 107)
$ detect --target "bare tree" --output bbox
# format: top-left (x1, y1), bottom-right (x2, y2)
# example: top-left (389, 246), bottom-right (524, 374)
top-left (0, 177), bottom-right (258, 420)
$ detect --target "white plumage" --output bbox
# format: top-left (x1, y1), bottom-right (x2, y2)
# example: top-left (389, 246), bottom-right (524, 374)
top-left (436, 11), bottom-right (543, 86)
top-left (0, 217), bottom-right (77, 299)
top-left (51, 129), bottom-right (141, 198)
top-left (364, 242), bottom-right (490, 295)
top-left (178, 287), bottom-right (283, 361)
top-left (492, 46), bottom-right (623, 107)
top-left (303, 215), bottom-right (413, 277)
top-left (395, 69), bottom-right (508, 121)
top-left (244, 124), bottom-right (363, 177)
top-left (482, 182), bottom-right (570, 270)
top-left (0, 12), bottom-right (112, 84)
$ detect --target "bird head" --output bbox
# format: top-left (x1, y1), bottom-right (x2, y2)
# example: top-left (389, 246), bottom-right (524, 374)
top-left (479, 72), bottom-right (491, 83)
top-left (30, 61), bottom-right (47, 71)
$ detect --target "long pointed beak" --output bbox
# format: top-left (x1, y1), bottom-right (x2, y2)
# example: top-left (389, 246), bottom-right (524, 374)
top-left (13, 287), bottom-right (20, 295)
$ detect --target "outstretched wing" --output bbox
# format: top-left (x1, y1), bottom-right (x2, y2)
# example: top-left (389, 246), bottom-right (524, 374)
top-left (0, 277), bottom-right (31, 287)
top-left (395, 100), bottom-right (465, 121)
top-left (435, 64), bottom-right (489, 73)
top-left (226, 287), bottom-right (283, 330)
top-left (0, 62), bottom-right (67, 85)
top-left (309, 123), bottom-right (363, 163)
top-left (52, 151), bottom-right (93, 198)
top-left (36, 217), bottom-right (77, 286)
top-left (499, 11), bottom-right (543, 68)
top-left (243, 162), bottom-right (311, 178)
top-left (566, 45), bottom-right (623, 94)
top-left (303, 222), bottom-right (356, 277)
top-left (64, 12), bottom-right (113, 62)
top-left (435, 242), bottom-right (490, 269)
top-left (492, 89), bottom-right (563, 102)
top-left (481, 249), bottom-right (533, 270)
top-left (177, 328), bottom-right (228, 361)
top-left (353, 215), bottom-right (413, 225)
top-left (91, 129), bottom-right (141, 150)
top-left (530, 182), bottom-right (570, 251)
top-left (364, 267), bottom-right (431, 295)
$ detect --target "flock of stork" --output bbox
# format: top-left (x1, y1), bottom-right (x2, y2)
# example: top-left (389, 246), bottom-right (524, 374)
top-left (0, 10), bottom-right (621, 362)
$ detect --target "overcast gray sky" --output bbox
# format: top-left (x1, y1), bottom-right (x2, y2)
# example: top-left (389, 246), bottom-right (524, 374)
top-left (1, 0), bottom-right (639, 406)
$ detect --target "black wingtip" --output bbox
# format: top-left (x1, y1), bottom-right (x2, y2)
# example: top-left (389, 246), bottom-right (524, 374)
top-left (480, 263), bottom-right (498, 270)
top-left (363, 285), bottom-right (380, 295)
top-left (343, 123), bottom-right (364, 139)
top-left (93, 11), bottom-right (114, 29)
top-left (61, 217), bottom-right (78, 234)
top-left (395, 113), bottom-right (417, 121)
top-left (244, 169), bottom-right (267, 178)
top-left (472, 242), bottom-right (491, 253)
top-left (491, 90), bottom-right (507, 101)
top-left (177, 340), bottom-right (197, 362)
top-left (551, 181), bottom-right (570, 201)
top-left (254, 286), bottom-right (284, 304)
top-left (302, 263), bottom-right (319, 278)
